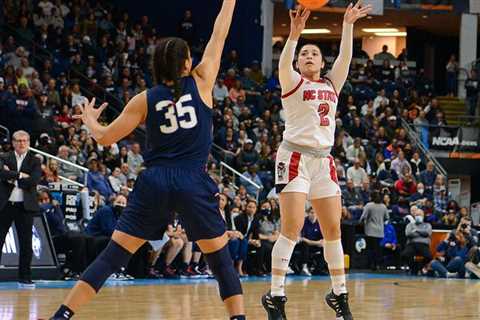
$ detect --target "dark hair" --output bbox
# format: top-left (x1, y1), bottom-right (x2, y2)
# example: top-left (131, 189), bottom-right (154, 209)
top-left (371, 191), bottom-right (382, 204)
top-left (37, 189), bottom-right (52, 201)
top-left (298, 43), bottom-right (323, 58)
top-left (153, 37), bottom-right (190, 99)
top-left (260, 200), bottom-right (271, 209)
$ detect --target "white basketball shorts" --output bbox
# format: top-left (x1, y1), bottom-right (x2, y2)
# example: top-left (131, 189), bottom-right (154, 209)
top-left (275, 145), bottom-right (341, 200)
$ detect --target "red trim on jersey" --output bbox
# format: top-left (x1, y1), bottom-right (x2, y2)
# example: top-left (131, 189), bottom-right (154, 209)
top-left (281, 78), bottom-right (304, 99)
top-left (328, 155), bottom-right (338, 184)
top-left (288, 152), bottom-right (301, 181)
top-left (323, 77), bottom-right (339, 98)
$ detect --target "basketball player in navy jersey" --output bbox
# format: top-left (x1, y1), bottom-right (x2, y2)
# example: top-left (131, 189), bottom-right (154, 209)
top-left (48, 1), bottom-right (246, 319)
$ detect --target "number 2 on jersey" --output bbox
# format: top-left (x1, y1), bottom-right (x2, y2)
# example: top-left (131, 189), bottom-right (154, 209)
top-left (318, 103), bottom-right (330, 127)
top-left (156, 94), bottom-right (198, 134)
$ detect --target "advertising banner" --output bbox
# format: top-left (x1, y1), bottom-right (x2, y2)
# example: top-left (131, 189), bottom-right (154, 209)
top-left (1, 215), bottom-right (57, 267)
top-left (417, 125), bottom-right (480, 156)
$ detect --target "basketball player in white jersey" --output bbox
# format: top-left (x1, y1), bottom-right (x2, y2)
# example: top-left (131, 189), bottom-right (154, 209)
top-left (262, 2), bottom-right (372, 320)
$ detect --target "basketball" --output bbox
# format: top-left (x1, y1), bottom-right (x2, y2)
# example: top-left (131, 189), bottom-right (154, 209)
top-left (297, 0), bottom-right (330, 10)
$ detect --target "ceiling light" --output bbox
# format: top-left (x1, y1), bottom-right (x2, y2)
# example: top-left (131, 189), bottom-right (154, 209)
top-left (362, 28), bottom-right (399, 33)
top-left (367, 16), bottom-right (373, 19)
top-left (301, 28), bottom-right (331, 34)
top-left (422, 15), bottom-right (428, 19)
top-left (281, 23), bottom-right (287, 27)
top-left (313, 16), bottom-right (319, 20)
top-left (332, 23), bottom-right (338, 27)
top-left (374, 32), bottom-right (407, 36)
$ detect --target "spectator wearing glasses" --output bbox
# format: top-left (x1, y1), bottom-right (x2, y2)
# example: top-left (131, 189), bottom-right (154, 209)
top-left (401, 209), bottom-right (432, 274)
top-left (0, 130), bottom-right (42, 287)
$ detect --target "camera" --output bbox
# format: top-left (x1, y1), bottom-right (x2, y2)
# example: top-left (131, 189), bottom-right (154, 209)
top-left (460, 223), bottom-right (468, 229)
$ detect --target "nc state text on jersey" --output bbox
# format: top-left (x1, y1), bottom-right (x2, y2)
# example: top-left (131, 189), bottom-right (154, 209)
top-left (303, 90), bottom-right (337, 103)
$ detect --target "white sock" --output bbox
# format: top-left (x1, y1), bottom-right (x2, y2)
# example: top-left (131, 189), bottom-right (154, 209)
top-left (324, 239), bottom-right (347, 295)
top-left (270, 234), bottom-right (296, 296)
top-left (331, 274), bottom-right (347, 295)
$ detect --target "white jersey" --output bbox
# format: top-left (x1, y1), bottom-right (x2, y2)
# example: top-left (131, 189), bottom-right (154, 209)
top-left (281, 77), bottom-right (338, 149)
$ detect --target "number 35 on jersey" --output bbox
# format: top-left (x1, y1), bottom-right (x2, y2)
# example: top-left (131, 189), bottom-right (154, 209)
top-left (155, 94), bottom-right (198, 134)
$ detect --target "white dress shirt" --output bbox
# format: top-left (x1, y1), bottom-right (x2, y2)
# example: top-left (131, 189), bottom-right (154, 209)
top-left (9, 152), bottom-right (27, 202)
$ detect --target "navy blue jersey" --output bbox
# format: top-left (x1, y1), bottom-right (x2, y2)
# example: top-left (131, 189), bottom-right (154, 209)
top-left (143, 76), bottom-right (213, 168)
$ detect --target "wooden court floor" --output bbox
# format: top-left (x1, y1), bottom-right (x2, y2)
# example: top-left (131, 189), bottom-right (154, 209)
top-left (1, 275), bottom-right (479, 319)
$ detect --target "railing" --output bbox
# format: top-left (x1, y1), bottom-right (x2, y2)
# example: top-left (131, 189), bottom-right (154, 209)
top-left (219, 161), bottom-right (262, 201)
top-left (211, 143), bottom-right (238, 162)
top-left (401, 118), bottom-right (448, 177)
top-left (58, 176), bottom-right (85, 188)
top-left (29, 147), bottom-right (92, 219)
top-left (29, 146), bottom-right (89, 187)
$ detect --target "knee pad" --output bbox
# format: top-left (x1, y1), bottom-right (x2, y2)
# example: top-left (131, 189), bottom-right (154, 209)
top-left (80, 240), bottom-right (132, 292)
top-left (204, 245), bottom-right (243, 300)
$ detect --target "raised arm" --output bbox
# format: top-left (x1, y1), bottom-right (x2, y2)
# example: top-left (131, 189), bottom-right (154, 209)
top-left (73, 93), bottom-right (147, 146)
top-left (279, 8), bottom-right (310, 94)
top-left (193, 0), bottom-right (236, 104)
top-left (327, 1), bottom-right (371, 93)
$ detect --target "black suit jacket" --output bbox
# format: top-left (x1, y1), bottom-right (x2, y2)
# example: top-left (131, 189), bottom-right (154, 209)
top-left (0, 151), bottom-right (42, 212)
top-left (234, 213), bottom-right (259, 239)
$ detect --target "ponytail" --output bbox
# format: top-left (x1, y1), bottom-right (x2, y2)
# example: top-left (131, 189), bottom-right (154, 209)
top-left (153, 37), bottom-right (190, 100)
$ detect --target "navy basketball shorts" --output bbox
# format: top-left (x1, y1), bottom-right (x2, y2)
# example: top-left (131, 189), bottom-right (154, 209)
top-left (115, 166), bottom-right (226, 242)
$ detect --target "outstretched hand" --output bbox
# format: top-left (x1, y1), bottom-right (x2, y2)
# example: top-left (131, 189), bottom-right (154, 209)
top-left (289, 6), bottom-right (311, 40)
top-left (344, 0), bottom-right (372, 25)
top-left (73, 98), bottom-right (108, 126)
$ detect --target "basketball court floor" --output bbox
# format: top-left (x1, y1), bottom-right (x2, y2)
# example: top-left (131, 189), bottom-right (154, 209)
top-left (2, 273), bottom-right (479, 319)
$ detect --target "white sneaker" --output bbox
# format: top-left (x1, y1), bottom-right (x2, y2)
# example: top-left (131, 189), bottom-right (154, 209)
top-left (446, 272), bottom-right (458, 278)
top-left (300, 264), bottom-right (312, 276)
top-left (286, 266), bottom-right (295, 275)
top-left (465, 262), bottom-right (480, 279)
top-left (109, 272), bottom-right (134, 281)
top-left (108, 273), bottom-right (121, 280)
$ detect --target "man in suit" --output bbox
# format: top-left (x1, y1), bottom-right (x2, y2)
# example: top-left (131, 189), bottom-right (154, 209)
top-left (234, 199), bottom-right (263, 275)
top-left (0, 130), bottom-right (41, 287)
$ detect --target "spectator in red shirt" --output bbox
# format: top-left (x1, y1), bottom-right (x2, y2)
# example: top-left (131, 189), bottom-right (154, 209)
top-left (224, 68), bottom-right (237, 89)
top-left (395, 172), bottom-right (417, 197)
top-left (229, 80), bottom-right (246, 104)
top-left (54, 104), bottom-right (73, 127)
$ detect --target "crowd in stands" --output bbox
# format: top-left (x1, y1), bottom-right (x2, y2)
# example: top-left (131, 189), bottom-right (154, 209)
top-left (326, 0), bottom-right (455, 7)
top-left (0, 0), bottom-right (478, 280)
